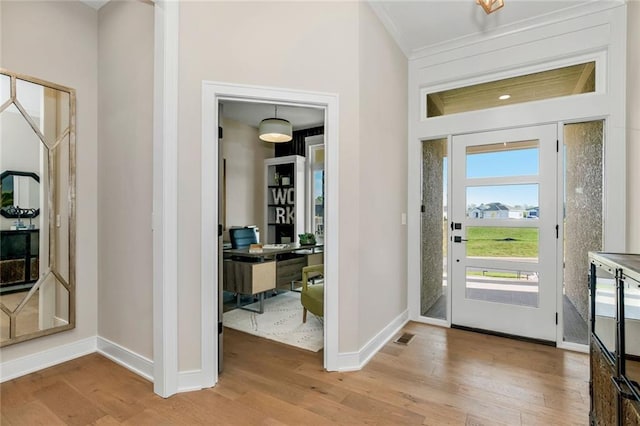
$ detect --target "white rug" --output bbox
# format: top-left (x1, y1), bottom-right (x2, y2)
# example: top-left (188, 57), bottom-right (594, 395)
top-left (223, 292), bottom-right (323, 352)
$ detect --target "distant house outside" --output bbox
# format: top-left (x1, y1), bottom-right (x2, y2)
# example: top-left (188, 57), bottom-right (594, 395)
top-left (468, 202), bottom-right (510, 219)
top-left (466, 202), bottom-right (540, 219)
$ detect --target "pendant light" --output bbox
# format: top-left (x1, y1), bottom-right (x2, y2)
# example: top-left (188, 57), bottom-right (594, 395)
top-left (259, 105), bottom-right (293, 143)
top-left (476, 0), bottom-right (504, 14)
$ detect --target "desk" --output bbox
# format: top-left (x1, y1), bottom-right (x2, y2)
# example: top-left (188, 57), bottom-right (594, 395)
top-left (223, 243), bottom-right (323, 259)
top-left (223, 244), bottom-right (323, 312)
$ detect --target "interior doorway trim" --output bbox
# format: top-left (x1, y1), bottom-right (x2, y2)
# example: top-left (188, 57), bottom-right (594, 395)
top-left (201, 81), bottom-right (340, 387)
top-left (152, 0), bottom-right (179, 398)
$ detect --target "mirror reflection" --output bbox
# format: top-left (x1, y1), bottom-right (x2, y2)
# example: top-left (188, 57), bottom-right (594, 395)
top-left (0, 69), bottom-right (75, 347)
top-left (1, 171), bottom-right (40, 221)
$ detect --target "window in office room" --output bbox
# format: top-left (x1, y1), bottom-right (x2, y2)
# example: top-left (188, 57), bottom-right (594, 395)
top-left (562, 120), bottom-right (603, 345)
top-left (421, 137), bottom-right (447, 320)
top-left (425, 61), bottom-right (595, 117)
top-left (308, 143), bottom-right (324, 243)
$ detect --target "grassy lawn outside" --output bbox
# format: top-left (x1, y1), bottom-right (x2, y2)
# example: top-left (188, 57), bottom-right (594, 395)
top-left (437, 223), bottom-right (539, 278)
top-left (466, 226), bottom-right (538, 258)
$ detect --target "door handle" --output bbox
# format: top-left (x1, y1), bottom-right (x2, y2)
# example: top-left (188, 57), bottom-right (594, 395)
top-left (453, 236), bottom-right (468, 243)
top-left (451, 222), bottom-right (462, 231)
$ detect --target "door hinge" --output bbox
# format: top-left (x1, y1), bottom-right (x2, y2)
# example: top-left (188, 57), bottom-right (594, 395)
top-left (218, 321), bottom-right (223, 335)
top-left (421, 205), bottom-right (425, 213)
top-left (556, 139), bottom-right (559, 152)
top-left (218, 224), bottom-right (223, 237)
top-left (555, 312), bottom-right (558, 325)
top-left (218, 126), bottom-right (224, 139)
top-left (556, 224), bottom-right (559, 239)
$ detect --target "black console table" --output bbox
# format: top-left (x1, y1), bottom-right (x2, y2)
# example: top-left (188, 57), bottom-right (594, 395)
top-left (0, 229), bottom-right (39, 293)
top-left (589, 252), bottom-right (640, 425)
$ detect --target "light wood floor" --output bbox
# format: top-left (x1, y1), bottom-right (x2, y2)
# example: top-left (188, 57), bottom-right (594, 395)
top-left (0, 322), bottom-right (589, 425)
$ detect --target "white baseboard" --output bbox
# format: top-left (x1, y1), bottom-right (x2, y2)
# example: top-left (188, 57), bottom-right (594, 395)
top-left (1, 334), bottom-right (209, 393)
top-left (96, 336), bottom-right (205, 392)
top-left (0, 336), bottom-right (97, 383)
top-left (336, 309), bottom-right (409, 372)
top-left (96, 336), bottom-right (154, 382)
top-left (178, 369), bottom-right (205, 392)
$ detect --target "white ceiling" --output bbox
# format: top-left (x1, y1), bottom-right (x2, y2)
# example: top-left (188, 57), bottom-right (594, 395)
top-left (369, 0), bottom-right (601, 57)
top-left (220, 101), bottom-right (324, 131)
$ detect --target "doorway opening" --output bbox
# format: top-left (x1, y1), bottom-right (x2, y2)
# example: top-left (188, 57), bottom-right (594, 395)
top-left (200, 82), bottom-right (339, 387)
top-left (419, 121), bottom-right (604, 346)
top-left (218, 100), bottom-right (326, 364)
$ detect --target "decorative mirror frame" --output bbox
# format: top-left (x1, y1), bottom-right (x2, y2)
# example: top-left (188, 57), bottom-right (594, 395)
top-left (0, 69), bottom-right (76, 347)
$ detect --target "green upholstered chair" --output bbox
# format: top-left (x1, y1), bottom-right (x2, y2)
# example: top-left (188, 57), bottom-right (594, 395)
top-left (301, 264), bottom-right (324, 323)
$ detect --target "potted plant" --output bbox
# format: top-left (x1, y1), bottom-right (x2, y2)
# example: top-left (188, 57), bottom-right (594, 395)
top-left (298, 233), bottom-right (316, 245)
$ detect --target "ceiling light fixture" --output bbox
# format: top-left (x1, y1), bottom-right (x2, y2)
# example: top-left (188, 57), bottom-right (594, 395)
top-left (259, 105), bottom-right (293, 143)
top-left (476, 0), bottom-right (504, 14)
top-left (499, 94), bottom-right (511, 100)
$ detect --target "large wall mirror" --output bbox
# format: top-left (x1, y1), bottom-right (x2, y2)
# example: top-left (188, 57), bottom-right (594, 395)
top-left (0, 69), bottom-right (76, 347)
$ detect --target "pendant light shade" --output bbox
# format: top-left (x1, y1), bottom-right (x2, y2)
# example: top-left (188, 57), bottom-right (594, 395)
top-left (476, 0), bottom-right (504, 14)
top-left (259, 106), bottom-right (293, 143)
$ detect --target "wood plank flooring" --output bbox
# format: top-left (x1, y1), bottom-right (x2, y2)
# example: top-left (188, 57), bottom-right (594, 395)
top-left (0, 322), bottom-right (589, 425)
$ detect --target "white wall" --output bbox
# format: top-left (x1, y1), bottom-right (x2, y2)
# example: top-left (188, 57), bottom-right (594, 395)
top-left (221, 118), bottom-right (273, 238)
top-left (97, 0), bottom-right (154, 359)
top-left (0, 1), bottom-right (98, 361)
top-left (627, 0), bottom-right (640, 253)
top-left (177, 0), bottom-right (412, 371)
top-left (179, 0), bottom-right (360, 370)
top-left (357, 3), bottom-right (408, 347)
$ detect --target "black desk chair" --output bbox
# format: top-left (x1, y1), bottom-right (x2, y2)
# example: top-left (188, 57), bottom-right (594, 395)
top-left (229, 227), bottom-right (258, 249)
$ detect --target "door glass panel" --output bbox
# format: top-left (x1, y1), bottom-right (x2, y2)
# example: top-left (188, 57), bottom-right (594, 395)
top-left (563, 120), bottom-right (603, 345)
top-left (421, 138), bottom-right (447, 320)
top-left (466, 140), bottom-right (539, 178)
top-left (625, 280), bottom-right (640, 390)
top-left (467, 185), bottom-right (539, 220)
top-left (593, 268), bottom-right (616, 355)
top-left (466, 226), bottom-right (539, 260)
top-left (465, 267), bottom-right (539, 307)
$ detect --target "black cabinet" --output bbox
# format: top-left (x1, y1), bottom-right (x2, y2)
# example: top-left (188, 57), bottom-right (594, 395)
top-left (0, 229), bottom-right (39, 293)
top-left (589, 252), bottom-right (640, 425)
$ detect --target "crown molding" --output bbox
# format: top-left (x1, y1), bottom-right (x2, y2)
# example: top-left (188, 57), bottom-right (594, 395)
top-left (409, 0), bottom-right (625, 60)
top-left (79, 0), bottom-right (110, 10)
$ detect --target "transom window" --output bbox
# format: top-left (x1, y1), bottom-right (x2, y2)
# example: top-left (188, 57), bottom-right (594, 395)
top-left (426, 61), bottom-right (596, 118)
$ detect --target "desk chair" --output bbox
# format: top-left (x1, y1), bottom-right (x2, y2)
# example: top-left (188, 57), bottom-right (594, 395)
top-left (301, 264), bottom-right (324, 323)
top-left (228, 227), bottom-right (266, 311)
top-left (229, 227), bottom-right (258, 249)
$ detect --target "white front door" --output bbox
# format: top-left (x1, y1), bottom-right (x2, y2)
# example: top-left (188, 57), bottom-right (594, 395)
top-left (450, 124), bottom-right (558, 342)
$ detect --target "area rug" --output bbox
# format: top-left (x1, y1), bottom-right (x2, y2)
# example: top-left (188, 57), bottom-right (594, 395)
top-left (223, 292), bottom-right (323, 352)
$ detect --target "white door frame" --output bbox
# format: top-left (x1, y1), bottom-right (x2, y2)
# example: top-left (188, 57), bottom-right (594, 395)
top-left (200, 82), bottom-right (340, 387)
top-left (152, 0), bottom-right (179, 398)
